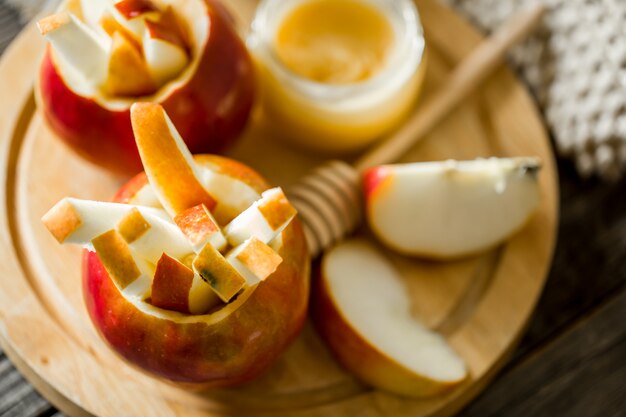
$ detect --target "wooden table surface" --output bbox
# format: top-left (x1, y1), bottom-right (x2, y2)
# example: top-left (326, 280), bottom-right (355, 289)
top-left (0, 1), bottom-right (624, 416)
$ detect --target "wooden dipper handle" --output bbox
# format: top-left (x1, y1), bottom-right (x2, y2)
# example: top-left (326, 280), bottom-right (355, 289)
top-left (287, 4), bottom-right (546, 257)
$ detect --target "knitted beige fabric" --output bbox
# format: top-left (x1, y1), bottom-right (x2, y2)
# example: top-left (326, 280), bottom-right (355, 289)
top-left (442, 0), bottom-right (626, 179)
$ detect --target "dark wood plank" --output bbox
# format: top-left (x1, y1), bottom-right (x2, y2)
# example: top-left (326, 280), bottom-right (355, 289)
top-left (0, 2), bottom-right (22, 56)
top-left (459, 286), bottom-right (626, 417)
top-left (0, 354), bottom-right (54, 417)
top-left (512, 158), bottom-right (626, 360)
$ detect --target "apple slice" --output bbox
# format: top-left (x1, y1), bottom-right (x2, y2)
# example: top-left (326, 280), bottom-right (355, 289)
top-left (80, 0), bottom-right (113, 31)
top-left (130, 102), bottom-right (217, 217)
top-left (42, 198), bottom-right (193, 263)
top-left (100, 10), bottom-right (140, 48)
top-left (151, 253), bottom-right (221, 314)
top-left (92, 229), bottom-right (141, 289)
top-left (105, 31), bottom-right (156, 96)
top-left (226, 237), bottom-right (283, 286)
top-left (192, 243), bottom-right (246, 303)
top-left (117, 206), bottom-right (151, 243)
top-left (152, 253), bottom-right (194, 313)
top-left (314, 239), bottom-right (467, 397)
top-left (37, 12), bottom-right (109, 87)
top-left (174, 204), bottom-right (227, 252)
top-left (224, 187), bottom-right (297, 247)
top-left (364, 157), bottom-right (541, 259)
top-left (110, 0), bottom-right (160, 41)
top-left (143, 18), bottom-right (189, 86)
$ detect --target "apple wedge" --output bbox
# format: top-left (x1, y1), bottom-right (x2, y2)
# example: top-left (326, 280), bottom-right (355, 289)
top-left (130, 102), bottom-right (217, 216)
top-left (37, 12), bottom-right (109, 87)
top-left (364, 158), bottom-right (541, 259)
top-left (313, 239), bottom-right (467, 397)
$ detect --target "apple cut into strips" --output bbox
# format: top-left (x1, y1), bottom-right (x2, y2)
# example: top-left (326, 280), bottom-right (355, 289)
top-left (37, 12), bottom-right (109, 87)
top-left (224, 187), bottom-right (297, 247)
top-left (314, 239), bottom-right (467, 397)
top-left (130, 102), bottom-right (217, 216)
top-left (42, 198), bottom-right (193, 263)
top-left (364, 157), bottom-right (541, 259)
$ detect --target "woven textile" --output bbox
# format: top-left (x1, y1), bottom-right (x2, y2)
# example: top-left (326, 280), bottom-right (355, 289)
top-left (443, 0), bottom-right (626, 179)
top-left (6, 0), bottom-right (626, 178)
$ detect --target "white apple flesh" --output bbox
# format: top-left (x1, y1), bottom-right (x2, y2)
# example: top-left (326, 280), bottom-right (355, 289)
top-left (37, 12), bottom-right (109, 87)
top-left (314, 239), bottom-right (467, 397)
top-left (364, 157), bottom-right (541, 259)
top-left (143, 20), bottom-right (189, 86)
top-left (224, 187), bottom-right (297, 247)
top-left (80, 0), bottom-right (113, 35)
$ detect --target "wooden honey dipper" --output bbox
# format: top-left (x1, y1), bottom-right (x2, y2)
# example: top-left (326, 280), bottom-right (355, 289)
top-left (284, 4), bottom-right (546, 257)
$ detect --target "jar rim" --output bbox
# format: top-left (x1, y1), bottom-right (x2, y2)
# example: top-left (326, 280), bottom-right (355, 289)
top-left (247, 0), bottom-right (425, 102)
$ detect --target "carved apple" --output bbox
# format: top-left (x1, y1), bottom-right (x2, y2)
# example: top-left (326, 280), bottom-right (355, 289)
top-left (43, 104), bottom-right (309, 386)
top-left (36, 0), bottom-right (255, 175)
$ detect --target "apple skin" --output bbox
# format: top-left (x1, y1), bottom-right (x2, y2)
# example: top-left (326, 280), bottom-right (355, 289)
top-left (83, 155), bottom-right (310, 386)
top-left (38, 0), bottom-right (255, 176)
top-left (312, 266), bottom-right (462, 398)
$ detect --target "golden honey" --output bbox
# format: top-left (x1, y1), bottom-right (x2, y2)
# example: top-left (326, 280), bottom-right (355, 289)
top-left (249, 0), bottom-right (426, 153)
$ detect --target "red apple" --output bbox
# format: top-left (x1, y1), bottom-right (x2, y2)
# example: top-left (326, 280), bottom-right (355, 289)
top-left (82, 155), bottom-right (310, 386)
top-left (37, 0), bottom-right (255, 175)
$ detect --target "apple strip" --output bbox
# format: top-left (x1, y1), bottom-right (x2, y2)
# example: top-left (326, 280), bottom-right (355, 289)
top-left (192, 243), bottom-right (247, 303)
top-left (92, 229), bottom-right (140, 289)
top-left (37, 12), bottom-right (109, 87)
top-left (225, 237), bottom-right (283, 286)
top-left (201, 169), bottom-right (263, 225)
top-left (144, 19), bottom-right (189, 85)
top-left (174, 204), bottom-right (227, 252)
top-left (151, 253), bottom-right (221, 314)
top-left (80, 0), bottom-right (113, 31)
top-left (42, 198), bottom-right (193, 263)
top-left (224, 187), bottom-right (297, 247)
top-left (106, 31), bottom-right (156, 96)
top-left (130, 103), bottom-right (217, 217)
top-left (110, 0), bottom-right (160, 41)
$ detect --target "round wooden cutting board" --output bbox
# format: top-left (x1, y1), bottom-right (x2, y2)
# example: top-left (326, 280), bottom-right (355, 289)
top-left (0, 0), bottom-right (558, 416)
